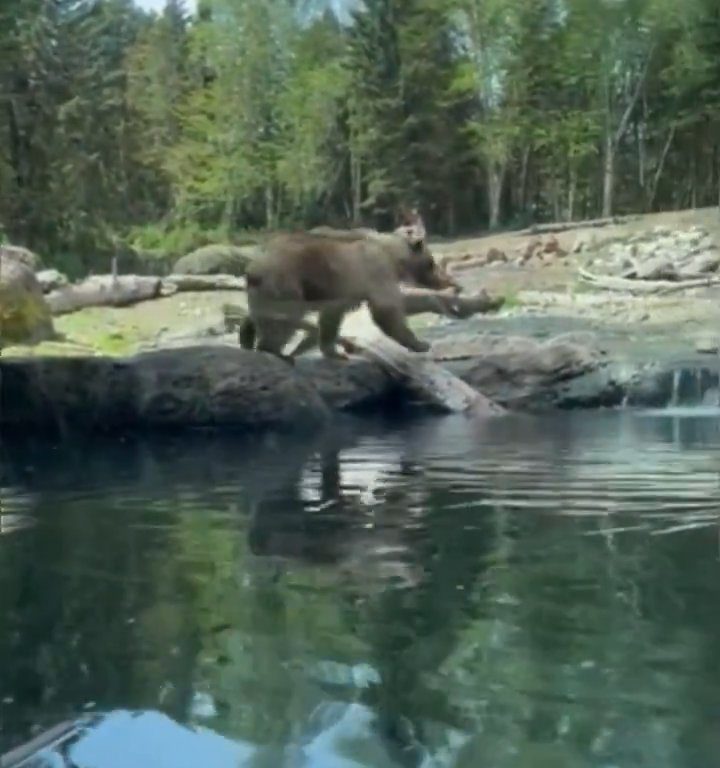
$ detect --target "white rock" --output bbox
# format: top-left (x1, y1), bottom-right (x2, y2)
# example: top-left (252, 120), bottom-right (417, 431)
top-left (695, 337), bottom-right (719, 355)
top-left (678, 252), bottom-right (720, 277)
top-left (635, 256), bottom-right (677, 281)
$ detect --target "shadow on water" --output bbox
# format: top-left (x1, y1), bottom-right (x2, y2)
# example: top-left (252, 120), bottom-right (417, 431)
top-left (1, 408), bottom-right (720, 766)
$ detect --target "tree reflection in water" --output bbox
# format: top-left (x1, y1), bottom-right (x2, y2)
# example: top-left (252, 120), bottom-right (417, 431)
top-left (1, 411), bottom-right (720, 767)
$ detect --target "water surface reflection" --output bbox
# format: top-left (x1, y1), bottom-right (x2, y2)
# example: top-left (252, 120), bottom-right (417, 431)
top-left (1, 411), bottom-right (719, 767)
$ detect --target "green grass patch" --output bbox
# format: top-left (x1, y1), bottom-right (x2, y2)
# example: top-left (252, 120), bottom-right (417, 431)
top-left (498, 290), bottom-right (524, 309)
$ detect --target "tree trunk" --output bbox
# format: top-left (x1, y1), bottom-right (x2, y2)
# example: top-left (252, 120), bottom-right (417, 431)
top-left (354, 331), bottom-right (505, 417)
top-left (602, 48), bottom-right (653, 218)
top-left (637, 120), bottom-right (645, 190)
top-left (350, 150), bottom-right (362, 224)
top-left (487, 161), bottom-right (504, 228)
top-left (550, 176), bottom-right (561, 221)
top-left (602, 131), bottom-right (614, 217)
top-left (690, 151), bottom-right (697, 208)
top-left (163, 274), bottom-right (246, 292)
top-left (264, 185), bottom-right (274, 229)
top-left (46, 276), bottom-right (164, 315)
top-left (399, 287), bottom-right (505, 317)
top-left (446, 197), bottom-right (456, 235)
top-left (646, 122), bottom-right (675, 212)
top-left (567, 167), bottom-right (577, 222)
top-left (518, 145), bottom-right (530, 213)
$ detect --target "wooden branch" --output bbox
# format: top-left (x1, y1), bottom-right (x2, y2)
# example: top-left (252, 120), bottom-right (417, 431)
top-left (578, 267), bottom-right (720, 294)
top-left (46, 276), bottom-right (164, 315)
top-left (162, 273), bottom-right (247, 292)
top-left (351, 331), bottom-right (505, 416)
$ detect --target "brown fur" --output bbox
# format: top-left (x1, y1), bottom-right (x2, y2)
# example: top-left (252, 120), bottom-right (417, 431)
top-left (239, 221), bottom-right (455, 361)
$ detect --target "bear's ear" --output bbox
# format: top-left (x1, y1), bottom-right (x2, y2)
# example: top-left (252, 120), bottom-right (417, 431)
top-left (394, 206), bottom-right (426, 246)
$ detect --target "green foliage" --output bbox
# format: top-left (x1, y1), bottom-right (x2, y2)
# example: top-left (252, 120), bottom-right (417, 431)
top-left (128, 221), bottom-right (231, 258)
top-left (1, 0), bottom-right (719, 272)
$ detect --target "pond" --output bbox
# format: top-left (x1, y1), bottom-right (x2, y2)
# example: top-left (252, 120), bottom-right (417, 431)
top-left (1, 409), bottom-right (720, 767)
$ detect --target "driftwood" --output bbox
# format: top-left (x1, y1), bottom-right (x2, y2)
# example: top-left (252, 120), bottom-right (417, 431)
top-left (352, 332), bottom-right (505, 416)
top-left (222, 288), bottom-right (504, 334)
top-left (162, 273), bottom-right (247, 292)
top-left (518, 215), bottom-right (640, 237)
top-left (578, 267), bottom-right (720, 294)
top-left (44, 272), bottom-right (248, 316)
top-left (445, 256), bottom-right (496, 273)
top-left (45, 264), bottom-right (503, 321)
top-left (400, 286), bottom-right (504, 317)
top-left (46, 276), bottom-right (164, 315)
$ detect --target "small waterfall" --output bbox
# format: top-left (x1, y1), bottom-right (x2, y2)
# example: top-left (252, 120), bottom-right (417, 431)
top-left (702, 387), bottom-right (720, 407)
top-left (670, 369), bottom-right (682, 407)
top-left (661, 366), bottom-right (720, 412)
top-left (694, 368), bottom-right (704, 403)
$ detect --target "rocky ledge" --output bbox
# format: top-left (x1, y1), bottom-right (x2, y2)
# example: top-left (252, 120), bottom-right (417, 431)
top-left (3, 329), bottom-right (718, 434)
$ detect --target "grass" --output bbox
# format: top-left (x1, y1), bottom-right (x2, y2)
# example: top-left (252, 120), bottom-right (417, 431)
top-left (498, 290), bottom-right (525, 309)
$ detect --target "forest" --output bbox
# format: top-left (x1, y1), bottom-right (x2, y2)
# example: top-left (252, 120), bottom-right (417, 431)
top-left (1, 0), bottom-right (719, 273)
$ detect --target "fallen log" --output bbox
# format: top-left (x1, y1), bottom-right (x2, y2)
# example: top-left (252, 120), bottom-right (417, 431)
top-left (578, 268), bottom-right (720, 294)
top-left (36, 268), bottom-right (69, 293)
top-left (445, 256), bottom-right (493, 272)
top-left (46, 276), bottom-right (164, 315)
top-left (351, 331), bottom-right (505, 416)
top-left (162, 273), bottom-right (247, 292)
top-left (519, 215), bottom-right (640, 237)
top-left (222, 288), bottom-right (504, 334)
top-left (399, 286), bottom-right (505, 317)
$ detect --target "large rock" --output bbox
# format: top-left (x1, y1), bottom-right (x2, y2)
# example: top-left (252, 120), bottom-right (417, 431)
top-left (603, 226), bottom-right (719, 280)
top-left (0, 253), bottom-right (55, 345)
top-left (5, 329), bottom-right (708, 434)
top-left (677, 250), bottom-right (720, 278)
top-left (36, 268), bottom-right (69, 293)
top-left (432, 331), bottom-right (605, 409)
top-left (0, 244), bottom-right (44, 271)
top-left (634, 255), bottom-right (677, 281)
top-left (0, 346), bottom-right (330, 433)
top-left (173, 244), bottom-right (260, 276)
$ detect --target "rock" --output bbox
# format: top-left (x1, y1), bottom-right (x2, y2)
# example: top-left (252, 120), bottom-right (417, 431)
top-left (485, 246), bottom-right (506, 264)
top-left (542, 235), bottom-right (564, 256)
top-left (1, 346), bottom-right (330, 433)
top-left (572, 233), bottom-right (596, 253)
top-left (695, 336), bottom-right (719, 355)
top-left (603, 226), bottom-right (718, 280)
top-left (431, 332), bottom-right (604, 409)
top-left (36, 268), bottom-right (69, 293)
top-left (296, 356), bottom-right (397, 411)
top-left (677, 251), bottom-right (720, 278)
top-left (634, 255), bottom-right (677, 281)
top-left (0, 253), bottom-right (55, 346)
top-left (4, 322), bottom-right (715, 432)
top-left (0, 328), bottom-right (615, 434)
top-left (515, 239), bottom-right (542, 265)
top-left (652, 225), bottom-right (673, 237)
top-left (173, 244), bottom-right (260, 276)
top-left (0, 244), bottom-right (43, 271)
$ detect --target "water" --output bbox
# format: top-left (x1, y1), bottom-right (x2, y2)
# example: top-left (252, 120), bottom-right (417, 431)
top-left (1, 410), bottom-right (720, 767)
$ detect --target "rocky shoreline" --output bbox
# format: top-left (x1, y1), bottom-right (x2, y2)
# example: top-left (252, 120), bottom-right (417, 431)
top-left (3, 209), bottom-right (719, 434)
top-left (3, 321), bottom-right (718, 435)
